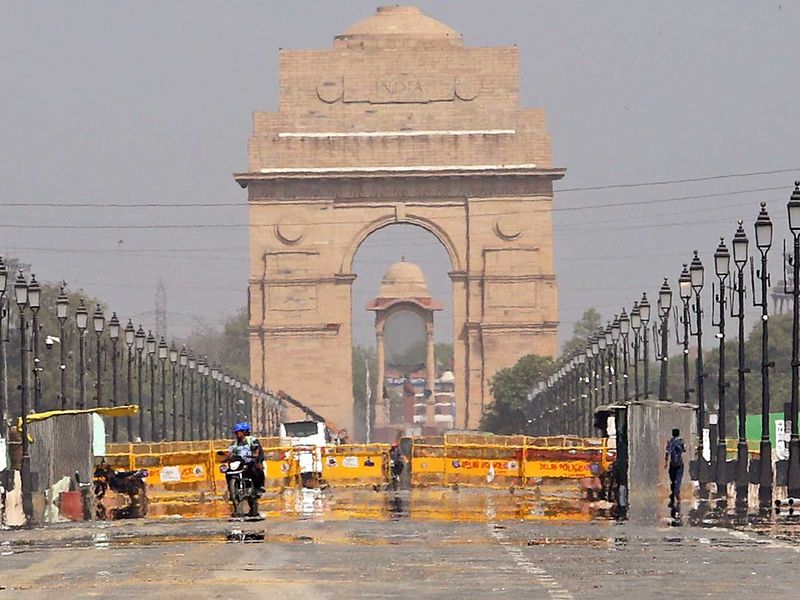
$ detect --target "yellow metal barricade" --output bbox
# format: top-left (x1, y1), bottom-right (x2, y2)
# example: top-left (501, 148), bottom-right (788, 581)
top-left (410, 435), bottom-right (610, 489)
top-left (321, 444), bottom-right (389, 487)
top-left (99, 435), bottom-right (614, 518)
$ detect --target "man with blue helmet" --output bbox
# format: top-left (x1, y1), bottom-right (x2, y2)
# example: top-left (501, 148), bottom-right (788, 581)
top-left (220, 422), bottom-right (265, 495)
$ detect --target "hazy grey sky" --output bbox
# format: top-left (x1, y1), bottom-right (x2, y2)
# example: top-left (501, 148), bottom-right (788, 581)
top-left (2, 1), bottom-right (798, 349)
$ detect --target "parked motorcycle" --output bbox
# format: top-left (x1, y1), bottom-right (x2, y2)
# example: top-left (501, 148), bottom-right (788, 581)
top-left (220, 457), bottom-right (259, 518)
top-left (93, 462), bottom-right (149, 519)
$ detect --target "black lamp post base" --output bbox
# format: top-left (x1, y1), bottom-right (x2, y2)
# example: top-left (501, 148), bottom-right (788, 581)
top-left (758, 439), bottom-right (773, 509)
top-left (787, 438), bottom-right (800, 497)
top-left (714, 441), bottom-right (729, 491)
top-left (21, 454), bottom-right (33, 526)
top-left (735, 441), bottom-right (750, 509)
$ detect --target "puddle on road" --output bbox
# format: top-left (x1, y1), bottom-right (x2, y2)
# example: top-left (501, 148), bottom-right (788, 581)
top-left (0, 487), bottom-right (611, 555)
top-left (144, 486), bottom-right (605, 524)
top-left (0, 530), bottom-right (325, 554)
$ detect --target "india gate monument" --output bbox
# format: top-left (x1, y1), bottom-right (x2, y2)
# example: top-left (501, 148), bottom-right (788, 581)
top-left (235, 6), bottom-right (564, 437)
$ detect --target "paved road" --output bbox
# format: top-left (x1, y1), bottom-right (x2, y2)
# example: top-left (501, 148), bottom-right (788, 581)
top-left (2, 495), bottom-right (800, 599)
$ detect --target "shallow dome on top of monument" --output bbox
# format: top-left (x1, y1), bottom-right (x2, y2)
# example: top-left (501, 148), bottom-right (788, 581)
top-left (335, 5), bottom-right (463, 49)
top-left (379, 259), bottom-right (431, 299)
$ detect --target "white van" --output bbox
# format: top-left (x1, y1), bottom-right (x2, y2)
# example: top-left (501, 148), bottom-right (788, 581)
top-left (279, 420), bottom-right (328, 486)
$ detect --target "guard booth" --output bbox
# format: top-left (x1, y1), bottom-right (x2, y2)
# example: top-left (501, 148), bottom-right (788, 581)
top-left (595, 400), bottom-right (695, 522)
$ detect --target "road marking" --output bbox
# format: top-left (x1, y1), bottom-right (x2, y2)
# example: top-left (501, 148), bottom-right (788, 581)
top-left (489, 525), bottom-right (575, 599)
top-left (718, 527), bottom-right (800, 552)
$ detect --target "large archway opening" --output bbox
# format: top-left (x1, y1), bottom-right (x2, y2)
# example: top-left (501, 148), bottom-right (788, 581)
top-left (350, 223), bottom-right (454, 441)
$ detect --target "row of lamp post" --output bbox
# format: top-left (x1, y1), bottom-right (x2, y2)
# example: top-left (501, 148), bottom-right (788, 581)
top-left (0, 263), bottom-right (286, 441)
top-left (0, 261), bottom-right (286, 525)
top-left (528, 182), bottom-right (800, 511)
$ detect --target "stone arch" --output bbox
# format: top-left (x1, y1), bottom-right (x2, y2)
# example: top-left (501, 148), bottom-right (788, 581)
top-left (375, 300), bottom-right (435, 334)
top-left (340, 212), bottom-right (462, 275)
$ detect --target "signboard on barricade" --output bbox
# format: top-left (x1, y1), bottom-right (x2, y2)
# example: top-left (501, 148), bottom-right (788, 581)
top-left (322, 446), bottom-right (388, 486)
top-left (445, 455), bottom-right (522, 487)
top-left (524, 459), bottom-right (597, 479)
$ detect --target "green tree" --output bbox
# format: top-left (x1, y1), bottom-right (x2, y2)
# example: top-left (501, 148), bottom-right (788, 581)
top-left (561, 308), bottom-right (603, 356)
top-left (183, 307), bottom-right (249, 381)
top-left (481, 354), bottom-right (555, 434)
top-left (435, 342), bottom-right (454, 372)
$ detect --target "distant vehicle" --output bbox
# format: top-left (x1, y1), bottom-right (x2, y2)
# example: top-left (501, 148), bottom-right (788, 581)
top-left (280, 420), bottom-right (329, 488)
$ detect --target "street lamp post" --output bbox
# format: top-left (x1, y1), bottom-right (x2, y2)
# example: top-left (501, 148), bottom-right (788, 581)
top-left (169, 342), bottom-right (178, 440)
top-left (732, 220), bottom-right (750, 509)
top-left (640, 293), bottom-right (652, 399)
top-left (690, 251), bottom-right (708, 487)
top-left (598, 331), bottom-right (607, 410)
top-left (213, 368), bottom-right (221, 437)
top-left (224, 374), bottom-right (232, 431)
top-left (27, 275), bottom-right (41, 414)
top-left (207, 363), bottom-right (214, 438)
top-left (225, 374), bottom-right (232, 432)
top-left (0, 256), bottom-right (7, 440)
top-left (0, 257), bottom-right (7, 440)
top-left (611, 318), bottom-right (621, 403)
top-left (752, 202), bottom-right (774, 509)
top-left (93, 306), bottom-right (105, 407)
top-left (619, 309), bottom-right (631, 402)
top-left (146, 331), bottom-right (156, 441)
top-left (14, 270), bottom-right (33, 525)
top-left (236, 380), bottom-right (243, 422)
top-left (188, 352), bottom-right (196, 440)
top-left (135, 326), bottom-right (146, 441)
top-left (591, 337), bottom-right (600, 435)
top-left (676, 265), bottom-right (692, 405)
top-left (787, 181), bottom-right (800, 498)
top-left (713, 238), bottom-right (731, 496)
top-left (56, 287), bottom-right (69, 410)
top-left (197, 358), bottom-right (207, 439)
top-left (655, 279), bottom-right (672, 401)
top-left (124, 319), bottom-right (135, 442)
top-left (179, 346), bottom-right (187, 440)
top-left (582, 344), bottom-right (592, 437)
top-left (75, 299), bottom-right (88, 410)
top-left (108, 313), bottom-right (120, 442)
top-left (604, 324), bottom-right (614, 404)
top-left (631, 302), bottom-right (642, 400)
top-left (158, 338), bottom-right (168, 441)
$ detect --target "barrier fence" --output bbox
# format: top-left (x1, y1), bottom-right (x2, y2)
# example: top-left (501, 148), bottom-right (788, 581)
top-left (102, 434), bottom-right (612, 505)
top-left (411, 434), bottom-right (612, 489)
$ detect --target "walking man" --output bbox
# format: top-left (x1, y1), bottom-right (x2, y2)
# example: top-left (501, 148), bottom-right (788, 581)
top-left (665, 428), bottom-right (686, 517)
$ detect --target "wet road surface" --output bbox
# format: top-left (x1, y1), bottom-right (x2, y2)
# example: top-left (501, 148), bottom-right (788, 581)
top-left (2, 490), bottom-right (800, 599)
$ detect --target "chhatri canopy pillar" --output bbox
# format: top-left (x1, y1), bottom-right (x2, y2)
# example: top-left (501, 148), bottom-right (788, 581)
top-left (367, 260), bottom-right (443, 430)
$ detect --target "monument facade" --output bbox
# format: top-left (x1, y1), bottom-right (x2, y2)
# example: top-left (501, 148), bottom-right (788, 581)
top-left (236, 6), bottom-right (564, 436)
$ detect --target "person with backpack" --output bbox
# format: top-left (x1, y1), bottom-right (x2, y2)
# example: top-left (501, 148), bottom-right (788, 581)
top-left (665, 428), bottom-right (686, 515)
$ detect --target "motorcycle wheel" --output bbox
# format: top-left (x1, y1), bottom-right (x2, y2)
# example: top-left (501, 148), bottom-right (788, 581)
top-left (134, 482), bottom-right (148, 518)
top-left (247, 496), bottom-right (259, 518)
top-left (228, 478), bottom-right (242, 516)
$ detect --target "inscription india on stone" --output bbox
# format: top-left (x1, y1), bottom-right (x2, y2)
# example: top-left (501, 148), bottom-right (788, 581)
top-left (317, 75), bottom-right (480, 104)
